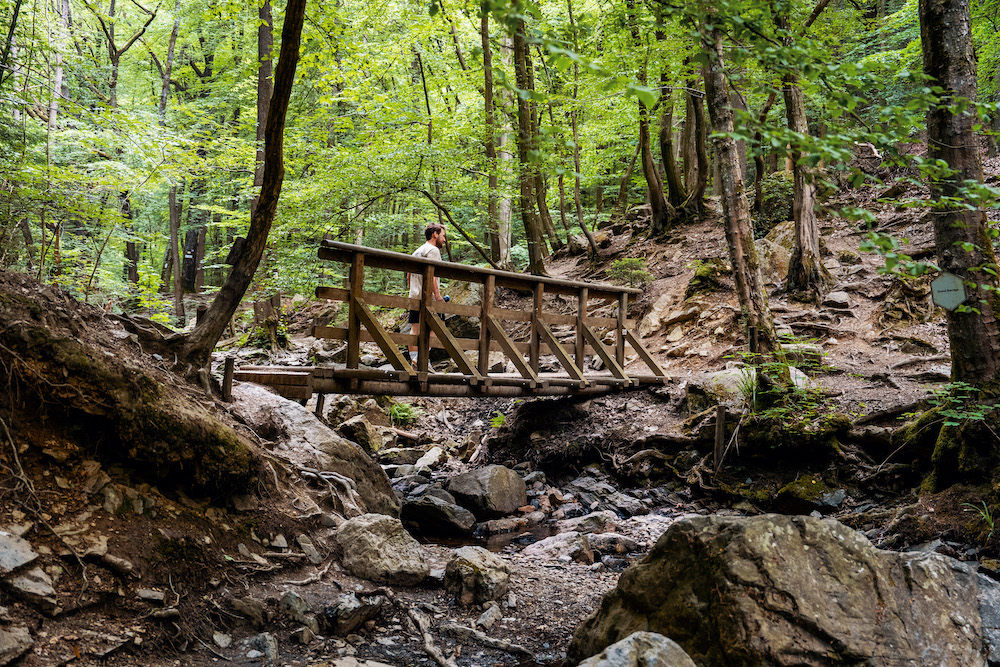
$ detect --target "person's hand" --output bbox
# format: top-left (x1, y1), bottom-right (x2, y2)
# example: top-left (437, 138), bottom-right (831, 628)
top-left (443, 295), bottom-right (451, 302)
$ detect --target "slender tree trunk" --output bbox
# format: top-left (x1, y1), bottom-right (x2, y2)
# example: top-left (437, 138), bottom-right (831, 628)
top-left (512, 15), bottom-right (545, 274)
top-left (525, 46), bottom-right (560, 252)
top-left (481, 4), bottom-right (500, 263)
top-left (181, 0), bottom-right (307, 366)
top-left (779, 16), bottom-right (832, 300)
top-left (690, 81), bottom-right (709, 212)
top-left (567, 0), bottom-right (597, 254)
top-left (616, 143), bottom-right (640, 213)
top-left (254, 0), bottom-right (274, 197)
top-left (659, 86), bottom-right (687, 208)
top-left (921, 0), bottom-right (1000, 387)
top-left (169, 186), bottom-right (184, 323)
top-left (700, 18), bottom-right (779, 355)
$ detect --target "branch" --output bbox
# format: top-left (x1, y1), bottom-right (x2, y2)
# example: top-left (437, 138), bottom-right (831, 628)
top-left (116, 1), bottom-right (161, 58)
top-left (414, 189), bottom-right (501, 269)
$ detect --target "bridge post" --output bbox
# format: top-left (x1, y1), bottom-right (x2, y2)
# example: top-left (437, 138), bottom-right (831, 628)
top-left (478, 274), bottom-right (495, 376)
top-left (418, 265), bottom-right (434, 378)
top-left (347, 253), bottom-right (365, 371)
top-left (576, 287), bottom-right (588, 369)
top-left (617, 292), bottom-right (627, 365)
top-left (530, 283), bottom-right (544, 373)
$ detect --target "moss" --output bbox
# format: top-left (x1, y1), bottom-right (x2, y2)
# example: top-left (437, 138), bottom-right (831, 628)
top-left (685, 259), bottom-right (728, 299)
top-left (778, 474), bottom-right (830, 503)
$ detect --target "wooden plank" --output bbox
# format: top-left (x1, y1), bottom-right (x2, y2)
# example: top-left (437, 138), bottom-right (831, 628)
top-left (354, 297), bottom-right (416, 378)
top-left (417, 265), bottom-right (434, 373)
top-left (624, 328), bottom-right (667, 377)
top-left (486, 314), bottom-right (540, 386)
top-left (582, 324), bottom-right (633, 384)
top-left (318, 240), bottom-right (641, 298)
top-left (576, 287), bottom-right (588, 370)
top-left (426, 303), bottom-right (484, 382)
top-left (234, 371), bottom-right (312, 386)
top-left (272, 385), bottom-right (313, 400)
top-left (316, 285), bottom-right (349, 302)
top-left (478, 274), bottom-right (495, 376)
top-left (536, 320), bottom-right (588, 384)
top-left (347, 254), bottom-right (364, 369)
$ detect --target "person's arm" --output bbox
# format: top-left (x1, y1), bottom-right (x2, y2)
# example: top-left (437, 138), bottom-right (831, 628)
top-left (432, 276), bottom-right (443, 301)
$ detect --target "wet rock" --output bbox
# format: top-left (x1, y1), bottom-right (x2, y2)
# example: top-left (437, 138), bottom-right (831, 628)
top-left (605, 492), bottom-right (646, 518)
top-left (231, 385), bottom-right (399, 517)
top-left (576, 631), bottom-right (696, 667)
top-left (335, 514), bottom-right (428, 586)
top-left (401, 496), bottom-right (476, 536)
top-left (444, 546), bottom-right (511, 606)
top-left (337, 415), bottom-right (382, 454)
top-left (522, 531), bottom-right (594, 565)
top-left (7, 567), bottom-right (58, 614)
top-left (567, 475), bottom-right (617, 510)
top-left (0, 625), bottom-right (32, 665)
top-left (475, 517), bottom-right (527, 536)
top-left (556, 511), bottom-right (618, 536)
top-left (569, 514), bottom-right (988, 666)
top-left (775, 475), bottom-right (846, 514)
top-left (588, 533), bottom-right (640, 556)
top-left (0, 530), bottom-right (38, 574)
top-left (323, 593), bottom-right (385, 635)
top-left (446, 465), bottom-right (527, 519)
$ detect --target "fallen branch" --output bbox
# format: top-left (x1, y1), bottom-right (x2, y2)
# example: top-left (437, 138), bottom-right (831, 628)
top-left (362, 587), bottom-right (457, 667)
top-left (853, 400), bottom-right (925, 426)
top-left (284, 560), bottom-right (336, 586)
top-left (440, 623), bottom-right (532, 656)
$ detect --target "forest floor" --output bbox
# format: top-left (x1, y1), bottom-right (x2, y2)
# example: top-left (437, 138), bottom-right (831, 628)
top-left (1, 173), bottom-right (994, 667)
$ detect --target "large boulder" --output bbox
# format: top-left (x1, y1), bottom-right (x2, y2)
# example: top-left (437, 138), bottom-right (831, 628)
top-left (401, 495), bottom-right (477, 536)
top-left (0, 625), bottom-right (33, 665)
top-left (445, 465), bottom-right (526, 519)
top-left (577, 632), bottom-right (696, 667)
top-left (522, 531), bottom-right (594, 565)
top-left (232, 385), bottom-right (399, 517)
top-left (335, 514), bottom-right (428, 586)
top-left (444, 546), bottom-right (511, 606)
top-left (569, 514), bottom-right (990, 666)
top-left (336, 415), bottom-right (382, 454)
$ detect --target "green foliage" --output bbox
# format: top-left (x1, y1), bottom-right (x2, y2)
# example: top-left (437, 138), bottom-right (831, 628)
top-left (389, 402), bottom-right (422, 427)
top-left (607, 258), bottom-right (653, 287)
top-left (919, 381), bottom-right (996, 427)
top-left (752, 172), bottom-right (793, 238)
top-left (489, 410), bottom-right (507, 429)
top-left (963, 500), bottom-right (995, 542)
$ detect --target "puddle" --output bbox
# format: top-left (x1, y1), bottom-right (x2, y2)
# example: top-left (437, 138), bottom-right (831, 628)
top-left (419, 522), bottom-right (554, 552)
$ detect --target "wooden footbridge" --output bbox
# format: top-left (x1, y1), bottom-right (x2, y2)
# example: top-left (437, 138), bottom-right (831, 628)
top-left (232, 240), bottom-right (667, 401)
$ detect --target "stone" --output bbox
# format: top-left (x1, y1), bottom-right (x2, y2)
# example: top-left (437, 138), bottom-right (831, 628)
top-left (446, 465), bottom-right (527, 519)
top-left (755, 238), bottom-right (791, 286)
top-left (0, 625), bottom-right (32, 665)
top-left (337, 415), bottom-right (382, 454)
top-left (280, 591), bottom-right (311, 620)
top-left (687, 367), bottom-right (808, 411)
top-left (80, 461), bottom-right (111, 495)
top-left (444, 546), bottom-right (511, 606)
top-left (401, 496), bottom-right (477, 536)
top-left (137, 589), bottom-right (166, 602)
top-left (477, 604), bottom-right (503, 630)
top-left (250, 632), bottom-right (279, 665)
top-left (556, 511), bottom-right (619, 536)
top-left (522, 531), bottom-right (594, 564)
top-left (323, 593), bottom-right (385, 635)
top-left (414, 446), bottom-right (446, 469)
top-left (569, 514), bottom-right (989, 666)
top-left (335, 514), bottom-right (428, 585)
top-left (297, 535), bottom-right (323, 565)
top-left (377, 448), bottom-right (426, 465)
top-left (232, 597), bottom-right (266, 628)
top-left (587, 533), bottom-right (640, 556)
top-left (765, 219), bottom-right (796, 250)
top-left (291, 626), bottom-right (315, 645)
top-left (576, 631), bottom-right (696, 667)
top-left (231, 385), bottom-right (399, 517)
top-left (213, 632), bottom-right (233, 649)
top-left (7, 567), bottom-right (58, 614)
top-left (0, 530), bottom-right (38, 574)
top-left (271, 534), bottom-right (288, 549)
top-left (823, 290), bottom-right (852, 310)
top-left (605, 492), bottom-right (646, 518)
top-left (522, 471), bottom-right (546, 486)
top-left (101, 484), bottom-right (123, 514)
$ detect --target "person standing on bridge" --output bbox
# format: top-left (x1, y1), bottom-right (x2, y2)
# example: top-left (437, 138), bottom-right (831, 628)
top-left (406, 224), bottom-right (448, 364)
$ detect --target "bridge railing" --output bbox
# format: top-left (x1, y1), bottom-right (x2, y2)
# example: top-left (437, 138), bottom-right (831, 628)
top-left (307, 239), bottom-right (666, 395)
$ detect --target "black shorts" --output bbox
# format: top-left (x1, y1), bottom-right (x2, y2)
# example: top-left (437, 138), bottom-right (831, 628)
top-left (408, 309), bottom-right (420, 324)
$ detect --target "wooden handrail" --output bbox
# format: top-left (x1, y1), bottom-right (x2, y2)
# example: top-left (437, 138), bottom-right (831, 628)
top-left (318, 239), bottom-right (642, 299)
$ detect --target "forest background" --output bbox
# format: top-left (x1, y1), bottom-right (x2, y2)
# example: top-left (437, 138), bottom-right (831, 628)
top-left (0, 0), bottom-right (993, 327)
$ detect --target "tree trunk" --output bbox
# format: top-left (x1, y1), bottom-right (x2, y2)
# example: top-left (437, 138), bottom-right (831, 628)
top-left (616, 143), bottom-right (640, 213)
top-left (921, 0), bottom-right (1000, 386)
top-left (659, 87), bottom-right (687, 208)
top-left (526, 46), bottom-right (560, 252)
top-left (254, 0), bottom-right (274, 193)
top-left (512, 15), bottom-right (545, 274)
top-left (481, 4), bottom-right (500, 263)
top-left (567, 0), bottom-right (597, 254)
top-left (169, 186), bottom-right (185, 324)
top-left (690, 80), bottom-right (709, 212)
top-left (180, 0), bottom-right (306, 366)
top-left (700, 19), bottom-right (779, 355)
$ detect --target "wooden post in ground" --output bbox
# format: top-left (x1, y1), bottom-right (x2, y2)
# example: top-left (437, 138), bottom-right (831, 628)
top-left (617, 292), bottom-right (627, 365)
top-left (478, 275), bottom-right (495, 376)
top-left (314, 393), bottom-right (326, 417)
top-left (347, 253), bottom-right (364, 371)
top-left (576, 287), bottom-right (588, 370)
top-left (530, 283), bottom-right (544, 373)
top-left (222, 357), bottom-right (235, 401)
top-left (714, 404), bottom-right (726, 473)
top-left (418, 265), bottom-right (434, 377)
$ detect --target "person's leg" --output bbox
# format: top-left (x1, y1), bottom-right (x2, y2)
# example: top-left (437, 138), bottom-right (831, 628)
top-left (407, 310), bottom-right (420, 363)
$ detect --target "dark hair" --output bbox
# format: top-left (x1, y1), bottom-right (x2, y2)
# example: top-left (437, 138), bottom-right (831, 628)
top-left (424, 223), bottom-right (445, 240)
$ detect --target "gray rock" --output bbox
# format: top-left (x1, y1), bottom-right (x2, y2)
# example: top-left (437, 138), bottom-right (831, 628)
top-left (280, 591), bottom-right (311, 619)
top-left (137, 589), bottom-right (166, 602)
top-left (446, 465), bottom-right (527, 519)
top-left (476, 604), bottom-right (503, 630)
top-left (414, 446), bottom-right (446, 469)
top-left (0, 530), bottom-right (38, 574)
top-left (569, 514), bottom-right (989, 666)
top-left (978, 573), bottom-right (1000, 664)
top-left (444, 546), bottom-right (511, 606)
top-left (0, 625), bottom-right (32, 665)
top-left (291, 626), bottom-right (315, 645)
top-left (337, 415), bottom-right (382, 454)
top-left (335, 514), bottom-right (428, 585)
top-left (577, 631), bottom-right (696, 667)
top-left (250, 632), bottom-right (279, 665)
top-left (101, 484), bottom-right (124, 514)
top-left (231, 597), bottom-right (266, 628)
top-left (323, 593), bottom-right (385, 635)
top-left (271, 534), bottom-right (288, 549)
top-left (605, 492), bottom-right (646, 518)
top-left (588, 533), bottom-right (640, 556)
top-left (401, 495), bottom-right (477, 536)
top-left (823, 290), bottom-right (852, 310)
top-left (556, 511), bottom-right (618, 536)
top-left (297, 535), bottom-right (323, 565)
top-left (80, 460), bottom-right (111, 494)
top-left (213, 632), bottom-right (233, 649)
top-left (7, 567), bottom-right (58, 614)
top-left (377, 448), bottom-right (425, 465)
top-left (522, 531), bottom-right (594, 565)
top-left (231, 385), bottom-right (399, 517)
